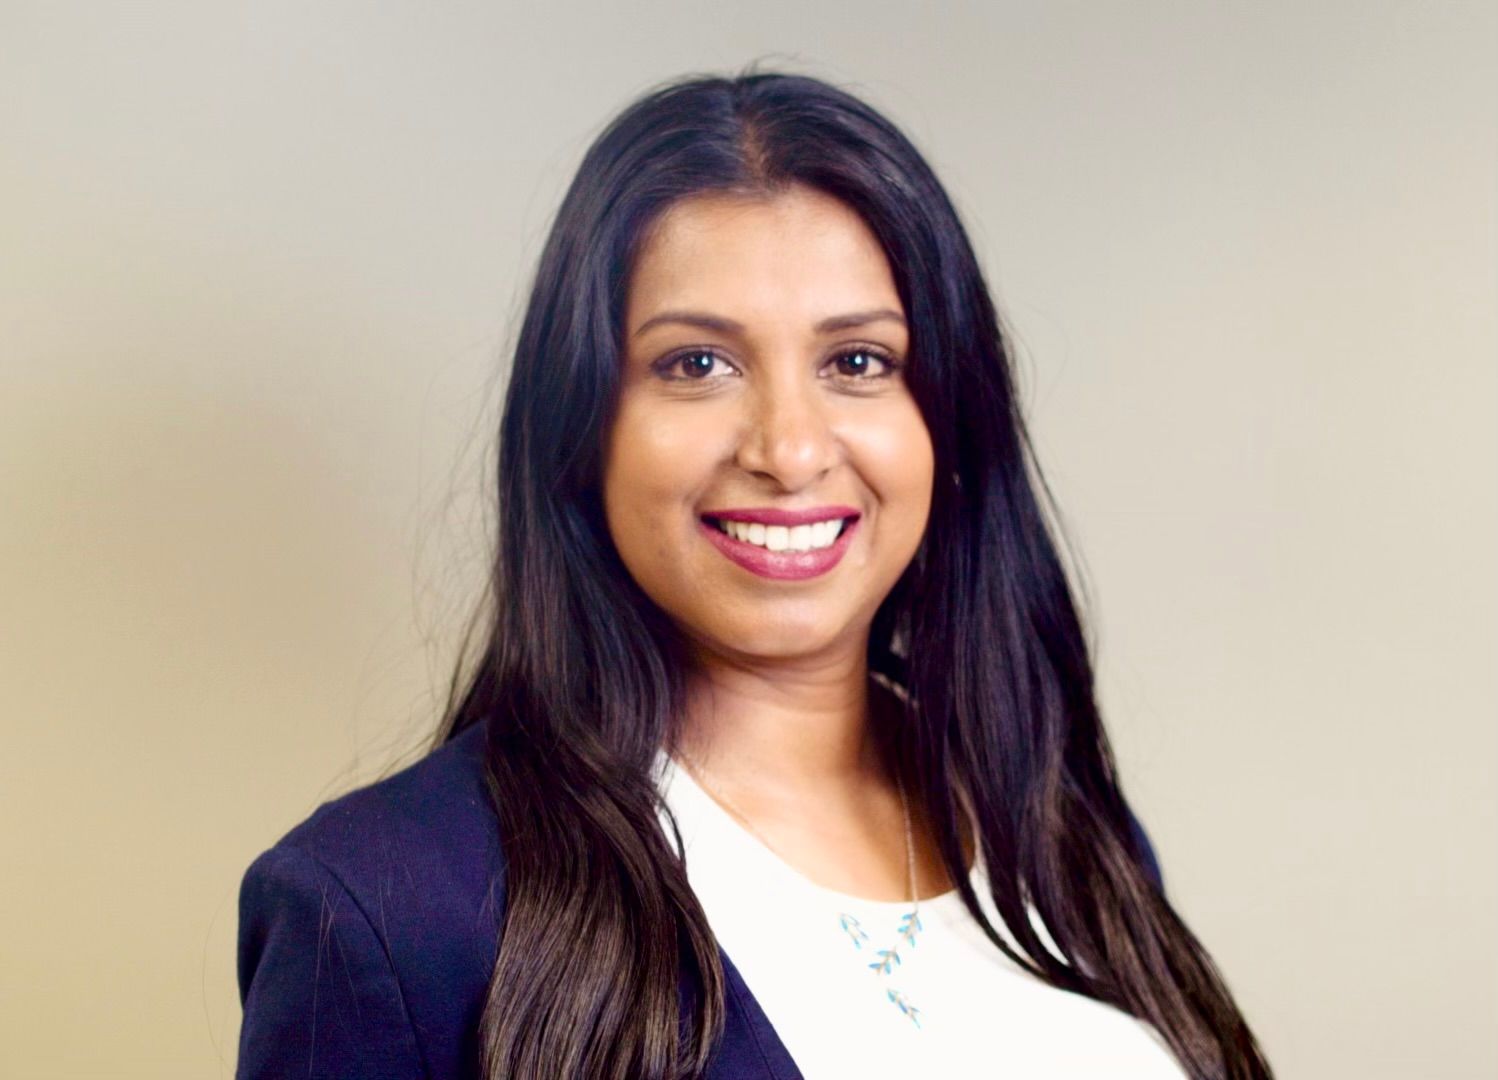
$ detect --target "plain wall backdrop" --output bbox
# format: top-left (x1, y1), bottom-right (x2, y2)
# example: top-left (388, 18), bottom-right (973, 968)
top-left (2, 3), bottom-right (1493, 1077)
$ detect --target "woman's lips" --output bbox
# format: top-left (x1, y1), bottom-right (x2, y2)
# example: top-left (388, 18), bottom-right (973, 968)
top-left (698, 516), bottom-right (860, 581)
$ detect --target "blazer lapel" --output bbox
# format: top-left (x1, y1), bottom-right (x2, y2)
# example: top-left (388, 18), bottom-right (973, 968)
top-left (696, 946), bottom-right (803, 1079)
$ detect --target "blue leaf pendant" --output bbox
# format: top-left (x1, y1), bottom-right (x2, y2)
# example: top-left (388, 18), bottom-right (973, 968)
top-left (837, 907), bottom-right (924, 1028)
top-left (887, 987), bottom-right (923, 1029)
top-left (838, 913), bottom-right (871, 949)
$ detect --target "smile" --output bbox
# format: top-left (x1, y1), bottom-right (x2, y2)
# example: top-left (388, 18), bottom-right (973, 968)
top-left (698, 514), bottom-right (860, 581)
top-left (708, 516), bottom-right (850, 551)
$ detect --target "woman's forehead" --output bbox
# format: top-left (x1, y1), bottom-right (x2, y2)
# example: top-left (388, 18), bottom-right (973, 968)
top-left (626, 188), bottom-right (904, 334)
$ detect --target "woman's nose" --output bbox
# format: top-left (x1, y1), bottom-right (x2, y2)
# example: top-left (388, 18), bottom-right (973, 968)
top-left (733, 371), bottom-right (840, 490)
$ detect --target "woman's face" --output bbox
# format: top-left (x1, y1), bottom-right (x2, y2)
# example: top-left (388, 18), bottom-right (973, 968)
top-left (602, 184), bottom-right (934, 666)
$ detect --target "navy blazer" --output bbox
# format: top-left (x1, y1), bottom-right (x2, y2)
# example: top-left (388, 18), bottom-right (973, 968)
top-left (236, 721), bottom-right (1163, 1078)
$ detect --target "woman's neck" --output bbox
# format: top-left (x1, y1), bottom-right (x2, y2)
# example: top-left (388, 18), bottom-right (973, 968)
top-left (668, 664), bottom-right (976, 902)
top-left (674, 656), bottom-right (890, 800)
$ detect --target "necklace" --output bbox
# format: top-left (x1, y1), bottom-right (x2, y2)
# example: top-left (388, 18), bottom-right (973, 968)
top-left (669, 750), bottom-right (926, 1028)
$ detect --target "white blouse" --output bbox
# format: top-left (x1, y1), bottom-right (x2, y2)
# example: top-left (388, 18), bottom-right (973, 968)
top-left (654, 751), bottom-right (1188, 1079)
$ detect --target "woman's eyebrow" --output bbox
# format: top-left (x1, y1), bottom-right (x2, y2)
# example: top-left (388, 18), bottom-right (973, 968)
top-left (632, 308), bottom-right (906, 338)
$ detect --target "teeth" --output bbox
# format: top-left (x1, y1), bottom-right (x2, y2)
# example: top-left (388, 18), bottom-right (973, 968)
top-left (715, 517), bottom-right (847, 552)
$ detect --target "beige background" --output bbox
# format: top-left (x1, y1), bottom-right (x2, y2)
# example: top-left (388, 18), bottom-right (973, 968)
top-left (2, 3), bottom-right (1493, 1077)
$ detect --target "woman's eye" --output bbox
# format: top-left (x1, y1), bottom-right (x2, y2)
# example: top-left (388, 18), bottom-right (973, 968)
top-left (827, 348), bottom-right (899, 380)
top-left (661, 349), bottom-right (734, 380)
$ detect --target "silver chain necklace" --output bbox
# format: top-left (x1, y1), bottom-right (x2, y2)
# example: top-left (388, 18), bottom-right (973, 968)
top-left (670, 750), bottom-right (927, 1028)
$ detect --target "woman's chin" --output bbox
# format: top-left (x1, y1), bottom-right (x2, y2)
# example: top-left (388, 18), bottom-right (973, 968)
top-left (693, 618), bottom-right (864, 665)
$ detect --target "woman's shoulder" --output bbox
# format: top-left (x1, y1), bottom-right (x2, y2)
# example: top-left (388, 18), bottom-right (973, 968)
top-left (236, 722), bottom-right (503, 1078)
top-left (245, 720), bottom-right (504, 936)
top-left (266, 721), bottom-right (497, 875)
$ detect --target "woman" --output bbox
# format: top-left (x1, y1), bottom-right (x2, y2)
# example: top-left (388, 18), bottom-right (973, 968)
top-left (236, 68), bottom-right (1273, 1079)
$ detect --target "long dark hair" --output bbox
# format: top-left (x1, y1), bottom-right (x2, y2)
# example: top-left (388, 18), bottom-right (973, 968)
top-left (435, 64), bottom-right (1272, 1079)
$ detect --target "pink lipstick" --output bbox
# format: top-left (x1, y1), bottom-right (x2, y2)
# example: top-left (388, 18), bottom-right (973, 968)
top-left (697, 508), bottom-right (860, 581)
